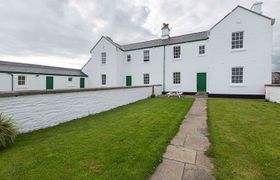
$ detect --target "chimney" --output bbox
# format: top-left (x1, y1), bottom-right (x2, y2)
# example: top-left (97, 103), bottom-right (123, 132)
top-left (161, 23), bottom-right (170, 39)
top-left (250, 2), bottom-right (263, 14)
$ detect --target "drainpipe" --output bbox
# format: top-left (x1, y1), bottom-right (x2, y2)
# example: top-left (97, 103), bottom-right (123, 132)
top-left (8, 73), bottom-right (14, 91)
top-left (163, 45), bottom-right (166, 93)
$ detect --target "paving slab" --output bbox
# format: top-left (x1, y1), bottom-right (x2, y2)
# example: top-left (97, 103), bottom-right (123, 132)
top-left (150, 159), bottom-right (184, 180)
top-left (150, 97), bottom-right (214, 180)
top-left (163, 145), bottom-right (196, 164)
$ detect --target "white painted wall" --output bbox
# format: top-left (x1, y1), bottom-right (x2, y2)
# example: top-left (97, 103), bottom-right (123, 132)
top-left (265, 86), bottom-right (280, 103)
top-left (0, 73), bottom-right (12, 91)
top-left (0, 85), bottom-right (162, 133)
top-left (84, 6), bottom-right (273, 95)
top-left (0, 73), bottom-right (87, 91)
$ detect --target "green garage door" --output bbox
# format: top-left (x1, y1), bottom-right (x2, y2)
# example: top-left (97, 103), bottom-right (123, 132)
top-left (126, 76), bottom-right (132, 86)
top-left (80, 78), bottom-right (85, 88)
top-left (46, 76), bottom-right (54, 90)
top-left (197, 73), bottom-right (207, 92)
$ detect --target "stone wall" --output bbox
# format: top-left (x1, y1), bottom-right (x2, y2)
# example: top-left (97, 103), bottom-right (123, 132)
top-left (265, 85), bottom-right (280, 103)
top-left (0, 85), bottom-right (162, 133)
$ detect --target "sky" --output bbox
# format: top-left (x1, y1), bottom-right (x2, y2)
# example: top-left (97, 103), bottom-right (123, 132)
top-left (0, 0), bottom-right (279, 71)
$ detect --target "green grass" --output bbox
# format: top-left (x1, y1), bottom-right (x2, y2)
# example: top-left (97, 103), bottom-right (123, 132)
top-left (0, 97), bottom-right (193, 180)
top-left (207, 98), bottom-right (280, 180)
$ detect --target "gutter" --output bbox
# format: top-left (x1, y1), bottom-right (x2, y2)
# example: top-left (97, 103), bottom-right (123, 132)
top-left (163, 45), bottom-right (166, 92)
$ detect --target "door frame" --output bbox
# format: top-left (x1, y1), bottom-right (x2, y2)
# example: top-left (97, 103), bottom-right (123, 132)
top-left (196, 72), bottom-right (207, 92)
top-left (126, 76), bottom-right (132, 86)
top-left (46, 76), bottom-right (54, 90)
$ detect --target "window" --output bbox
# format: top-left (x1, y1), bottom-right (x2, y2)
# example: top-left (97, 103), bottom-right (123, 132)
top-left (143, 50), bottom-right (150, 62)
top-left (232, 31), bottom-right (244, 49)
top-left (173, 46), bottom-right (181, 59)
top-left (231, 67), bottom-right (243, 84)
top-left (101, 74), bottom-right (106, 85)
top-left (199, 45), bottom-right (205, 54)
top-left (18, 75), bottom-right (26, 85)
top-left (68, 77), bottom-right (73, 82)
top-left (127, 55), bottom-right (131, 62)
top-left (173, 72), bottom-right (181, 84)
top-left (101, 52), bottom-right (106, 64)
top-left (143, 73), bottom-right (150, 84)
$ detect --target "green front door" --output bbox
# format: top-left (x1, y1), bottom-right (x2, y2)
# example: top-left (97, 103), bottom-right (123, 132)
top-left (126, 76), bottom-right (132, 86)
top-left (46, 76), bottom-right (54, 90)
top-left (197, 73), bottom-right (207, 92)
top-left (80, 78), bottom-right (85, 88)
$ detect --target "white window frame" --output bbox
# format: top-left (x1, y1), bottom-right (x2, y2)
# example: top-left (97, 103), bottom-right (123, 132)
top-left (199, 45), bottom-right (205, 55)
top-left (127, 54), bottom-right (131, 62)
top-left (143, 50), bottom-right (150, 62)
top-left (173, 46), bottom-right (181, 59)
top-left (101, 74), bottom-right (106, 85)
top-left (173, 72), bottom-right (181, 84)
top-left (18, 75), bottom-right (26, 86)
top-left (101, 52), bottom-right (106, 64)
top-left (232, 31), bottom-right (244, 49)
top-left (231, 67), bottom-right (244, 84)
top-left (143, 73), bottom-right (150, 85)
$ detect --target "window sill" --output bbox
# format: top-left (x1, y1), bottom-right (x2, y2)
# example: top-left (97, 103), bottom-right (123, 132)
top-left (230, 48), bottom-right (246, 53)
top-left (172, 84), bottom-right (182, 87)
top-left (143, 61), bottom-right (150, 64)
top-left (173, 58), bottom-right (182, 61)
top-left (198, 54), bottom-right (206, 57)
top-left (230, 83), bottom-right (245, 87)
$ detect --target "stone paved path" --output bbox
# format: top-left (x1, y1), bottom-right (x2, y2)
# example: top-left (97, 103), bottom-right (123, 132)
top-left (150, 96), bottom-right (214, 180)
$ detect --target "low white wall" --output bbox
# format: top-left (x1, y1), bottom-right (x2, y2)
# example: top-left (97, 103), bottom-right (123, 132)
top-left (0, 85), bottom-right (162, 133)
top-left (265, 85), bottom-right (280, 103)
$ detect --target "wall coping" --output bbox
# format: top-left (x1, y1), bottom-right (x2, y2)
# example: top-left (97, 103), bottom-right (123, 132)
top-left (0, 85), bottom-right (162, 98)
top-left (265, 84), bottom-right (280, 87)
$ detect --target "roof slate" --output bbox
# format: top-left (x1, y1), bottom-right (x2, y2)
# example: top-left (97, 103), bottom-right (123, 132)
top-left (121, 31), bottom-right (209, 51)
top-left (0, 61), bottom-right (87, 77)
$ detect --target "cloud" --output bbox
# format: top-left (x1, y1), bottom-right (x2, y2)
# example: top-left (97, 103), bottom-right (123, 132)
top-left (0, 0), bottom-right (279, 70)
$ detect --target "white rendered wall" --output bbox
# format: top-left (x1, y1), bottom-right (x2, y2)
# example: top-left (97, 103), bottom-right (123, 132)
top-left (0, 73), bottom-right (12, 91)
top-left (10, 74), bottom-right (86, 91)
top-left (265, 86), bottom-right (280, 103)
top-left (0, 86), bottom-right (162, 133)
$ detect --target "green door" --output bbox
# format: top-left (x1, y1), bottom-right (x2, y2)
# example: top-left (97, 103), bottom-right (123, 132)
top-left (46, 76), bottom-right (54, 90)
top-left (126, 76), bottom-right (132, 86)
top-left (197, 73), bottom-right (207, 92)
top-left (80, 78), bottom-right (85, 88)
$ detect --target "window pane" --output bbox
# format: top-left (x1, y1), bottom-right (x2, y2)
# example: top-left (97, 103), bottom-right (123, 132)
top-left (232, 31), bottom-right (244, 49)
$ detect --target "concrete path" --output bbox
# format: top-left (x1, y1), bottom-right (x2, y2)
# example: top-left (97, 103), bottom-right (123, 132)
top-left (150, 97), bottom-right (214, 180)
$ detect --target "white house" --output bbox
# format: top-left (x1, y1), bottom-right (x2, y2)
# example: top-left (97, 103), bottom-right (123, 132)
top-left (82, 3), bottom-right (275, 97)
top-left (0, 61), bottom-right (87, 92)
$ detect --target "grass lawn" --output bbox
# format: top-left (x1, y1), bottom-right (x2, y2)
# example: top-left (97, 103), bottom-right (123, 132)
top-left (207, 98), bottom-right (280, 179)
top-left (0, 97), bottom-right (193, 180)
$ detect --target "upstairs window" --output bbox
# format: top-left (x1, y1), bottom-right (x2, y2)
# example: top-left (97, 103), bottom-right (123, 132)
top-left (143, 73), bottom-right (150, 84)
top-left (199, 45), bottom-right (205, 55)
top-left (101, 74), bottom-right (106, 85)
top-left (101, 52), bottom-right (106, 64)
top-left (143, 50), bottom-right (150, 62)
top-left (173, 72), bottom-right (181, 84)
top-left (231, 67), bottom-right (243, 84)
top-left (232, 31), bottom-right (244, 49)
top-left (18, 75), bottom-right (26, 86)
top-left (173, 46), bottom-right (181, 59)
top-left (127, 55), bottom-right (131, 62)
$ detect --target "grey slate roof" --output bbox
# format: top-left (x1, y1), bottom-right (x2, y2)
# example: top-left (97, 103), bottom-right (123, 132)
top-left (0, 60), bottom-right (87, 77)
top-left (121, 31), bottom-right (209, 51)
